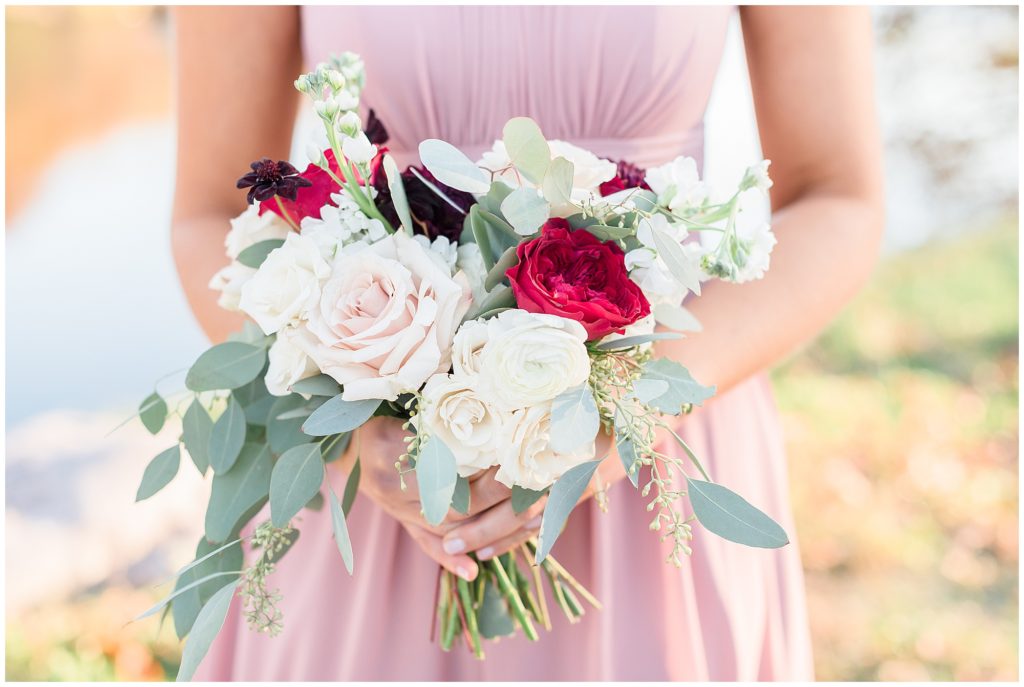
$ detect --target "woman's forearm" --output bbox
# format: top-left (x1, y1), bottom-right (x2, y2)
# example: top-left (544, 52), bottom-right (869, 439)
top-left (654, 191), bottom-right (884, 394)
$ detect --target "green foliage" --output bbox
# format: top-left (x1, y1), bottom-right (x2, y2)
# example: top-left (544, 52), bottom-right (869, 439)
top-left (185, 342), bottom-right (267, 392)
top-left (686, 478), bottom-right (789, 548)
top-left (637, 358), bottom-right (715, 414)
top-left (451, 475), bottom-right (471, 515)
top-left (204, 443), bottom-right (272, 543)
top-left (541, 156), bottom-right (574, 206)
top-left (236, 239), bottom-right (284, 268)
top-left (418, 139), bottom-right (490, 194)
top-left (327, 488), bottom-right (354, 575)
top-left (595, 332), bottom-right (681, 351)
top-left (502, 117), bottom-right (550, 183)
top-left (176, 582), bottom-right (238, 682)
top-left (499, 187), bottom-right (549, 235)
top-left (289, 374), bottom-right (341, 397)
top-left (510, 486), bottom-right (546, 514)
top-left (535, 459), bottom-right (602, 563)
top-left (135, 445), bottom-right (180, 502)
top-left (548, 384), bottom-right (600, 453)
top-left (342, 458), bottom-right (361, 516)
top-left (266, 395), bottom-right (312, 454)
top-left (139, 392), bottom-right (167, 434)
top-left (302, 395), bottom-right (380, 436)
top-left (269, 443), bottom-right (325, 527)
top-left (181, 399), bottom-right (212, 474)
top-left (208, 396), bottom-right (246, 474)
top-left (415, 435), bottom-right (458, 526)
top-left (648, 220), bottom-right (701, 295)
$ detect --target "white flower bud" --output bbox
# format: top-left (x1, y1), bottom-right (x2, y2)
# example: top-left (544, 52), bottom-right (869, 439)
top-left (293, 75), bottom-right (310, 94)
top-left (740, 159), bottom-right (773, 194)
top-left (341, 132), bottom-right (377, 165)
top-left (306, 144), bottom-right (324, 165)
top-left (337, 111), bottom-right (362, 137)
top-left (335, 91), bottom-right (359, 112)
top-left (325, 69), bottom-right (346, 92)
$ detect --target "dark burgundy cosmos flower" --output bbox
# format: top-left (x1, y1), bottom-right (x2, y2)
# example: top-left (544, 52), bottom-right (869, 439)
top-left (236, 158), bottom-right (312, 205)
top-left (364, 109), bottom-right (390, 146)
top-left (372, 166), bottom-right (475, 243)
top-left (599, 159), bottom-right (651, 196)
top-left (258, 149), bottom-right (346, 223)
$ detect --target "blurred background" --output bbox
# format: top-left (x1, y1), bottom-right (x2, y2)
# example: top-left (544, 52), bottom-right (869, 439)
top-left (4, 5), bottom-right (1018, 681)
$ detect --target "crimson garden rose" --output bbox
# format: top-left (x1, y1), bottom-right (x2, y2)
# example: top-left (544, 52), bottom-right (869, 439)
top-left (506, 219), bottom-right (650, 340)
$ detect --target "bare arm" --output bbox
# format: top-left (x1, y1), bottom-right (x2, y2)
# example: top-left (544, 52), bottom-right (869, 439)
top-left (171, 6), bottom-right (302, 343)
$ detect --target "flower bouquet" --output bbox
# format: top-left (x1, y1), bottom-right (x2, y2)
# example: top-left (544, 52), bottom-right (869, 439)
top-left (132, 52), bottom-right (786, 679)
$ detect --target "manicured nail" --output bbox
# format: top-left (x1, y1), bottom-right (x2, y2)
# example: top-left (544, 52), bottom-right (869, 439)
top-left (477, 546), bottom-right (495, 560)
top-left (456, 565), bottom-right (473, 581)
top-left (525, 515), bottom-right (542, 530)
top-left (443, 538), bottom-right (465, 555)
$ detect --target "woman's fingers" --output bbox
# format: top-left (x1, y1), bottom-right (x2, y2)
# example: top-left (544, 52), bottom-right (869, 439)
top-left (474, 528), bottom-right (537, 561)
top-left (441, 498), bottom-right (545, 556)
top-left (404, 523), bottom-right (479, 581)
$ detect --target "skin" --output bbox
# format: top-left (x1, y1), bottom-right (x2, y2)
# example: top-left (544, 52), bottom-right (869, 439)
top-left (172, 7), bottom-right (884, 581)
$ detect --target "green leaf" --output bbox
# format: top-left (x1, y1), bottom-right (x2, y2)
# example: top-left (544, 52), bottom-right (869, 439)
top-left (541, 156), bottom-right (574, 207)
top-left (452, 475), bottom-right (471, 515)
top-left (342, 458), bottom-right (361, 516)
top-left (204, 442), bottom-right (272, 543)
top-left (135, 570), bottom-right (240, 621)
top-left (135, 445), bottom-right (181, 501)
top-left (629, 378), bottom-right (670, 404)
top-left (582, 224), bottom-right (635, 242)
top-left (548, 384), bottom-right (600, 454)
top-left (469, 284), bottom-right (516, 320)
top-left (267, 395), bottom-right (312, 454)
top-left (502, 117), bottom-right (551, 184)
top-left (418, 139), bottom-right (491, 194)
top-left (139, 392), bottom-right (168, 434)
top-left (595, 332), bottom-right (681, 351)
top-left (185, 342), bottom-right (267, 392)
top-left (171, 538), bottom-right (242, 639)
top-left (484, 245), bottom-right (519, 292)
top-left (477, 181), bottom-right (514, 217)
top-left (616, 434), bottom-right (640, 487)
top-left (686, 478), bottom-right (789, 548)
top-left (182, 399), bottom-right (213, 474)
top-left (176, 582), bottom-right (238, 682)
top-left (477, 577), bottom-right (516, 638)
top-left (322, 431), bottom-right (351, 463)
top-left (383, 154), bottom-right (414, 234)
top-left (302, 395), bottom-right (381, 436)
top-left (499, 187), bottom-right (550, 236)
top-left (236, 239), bottom-right (285, 268)
top-left (269, 443), bottom-right (325, 527)
top-left (653, 302), bottom-right (703, 333)
top-left (511, 486), bottom-right (546, 514)
top-left (416, 436), bottom-right (458, 526)
top-left (327, 488), bottom-right (355, 574)
top-left (208, 396), bottom-right (246, 474)
top-left (647, 219), bottom-right (702, 296)
top-left (535, 459), bottom-right (602, 563)
top-left (305, 491), bottom-right (324, 511)
top-left (289, 374), bottom-right (341, 397)
top-left (637, 358), bottom-right (716, 414)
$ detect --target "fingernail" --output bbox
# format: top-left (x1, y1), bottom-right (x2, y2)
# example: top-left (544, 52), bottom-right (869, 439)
top-left (525, 515), bottom-right (542, 530)
top-left (443, 538), bottom-right (465, 555)
top-left (477, 546), bottom-right (494, 560)
top-left (456, 565), bottom-right (473, 581)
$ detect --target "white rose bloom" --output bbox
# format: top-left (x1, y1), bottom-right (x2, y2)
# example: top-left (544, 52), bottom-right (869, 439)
top-left (644, 156), bottom-right (707, 212)
top-left (478, 139), bottom-right (616, 197)
top-left (239, 232), bottom-right (331, 335)
top-left (476, 310), bottom-right (590, 410)
top-left (416, 373), bottom-right (505, 477)
top-left (224, 205), bottom-right (291, 259)
top-left (299, 231), bottom-right (473, 401)
top-left (209, 262), bottom-right (255, 312)
top-left (495, 402), bottom-right (594, 491)
top-left (451, 319), bottom-right (489, 378)
top-left (341, 132), bottom-right (377, 164)
top-left (300, 191), bottom-right (387, 259)
top-left (265, 326), bottom-right (320, 396)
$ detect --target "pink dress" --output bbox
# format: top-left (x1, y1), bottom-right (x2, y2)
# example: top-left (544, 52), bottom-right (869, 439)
top-left (197, 6), bottom-right (814, 681)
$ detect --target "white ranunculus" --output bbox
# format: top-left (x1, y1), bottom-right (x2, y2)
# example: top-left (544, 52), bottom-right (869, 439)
top-left (265, 326), bottom-right (319, 396)
top-left (299, 231), bottom-right (473, 401)
top-left (495, 402), bottom-right (594, 491)
top-left (224, 205), bottom-right (292, 259)
top-left (239, 232), bottom-right (331, 335)
top-left (476, 310), bottom-right (590, 410)
top-left (644, 156), bottom-right (707, 212)
top-left (477, 139), bottom-right (617, 196)
top-left (209, 261), bottom-right (256, 312)
top-left (416, 373), bottom-right (505, 477)
top-left (451, 319), bottom-right (489, 378)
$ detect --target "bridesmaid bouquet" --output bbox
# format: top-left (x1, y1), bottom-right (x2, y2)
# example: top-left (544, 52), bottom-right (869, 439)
top-left (133, 53), bottom-right (786, 677)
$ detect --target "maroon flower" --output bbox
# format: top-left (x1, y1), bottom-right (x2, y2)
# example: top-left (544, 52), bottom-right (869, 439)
top-left (599, 159), bottom-right (650, 196)
top-left (236, 158), bottom-right (312, 205)
top-left (506, 219), bottom-right (650, 340)
top-left (258, 150), bottom-right (344, 223)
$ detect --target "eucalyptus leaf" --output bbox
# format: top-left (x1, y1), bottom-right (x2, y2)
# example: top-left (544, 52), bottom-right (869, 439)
top-left (302, 395), bottom-right (381, 436)
top-left (535, 459), bottom-right (602, 563)
top-left (267, 395), bottom-right (312, 454)
top-left (541, 156), bottom-right (574, 207)
top-left (204, 442), bottom-right (272, 543)
top-left (653, 302), bottom-right (703, 333)
top-left (135, 445), bottom-right (181, 501)
top-left (181, 399), bottom-right (213, 474)
top-left (383, 154), bottom-right (413, 234)
top-left (185, 342), bottom-right (267, 392)
top-left (629, 378), bottom-right (670, 404)
top-left (418, 139), bottom-right (491, 194)
top-left (135, 570), bottom-right (240, 621)
top-left (648, 220), bottom-right (702, 296)
top-left (289, 374), bottom-right (341, 397)
top-left (469, 285), bottom-right (516, 320)
top-left (548, 384), bottom-right (600, 454)
top-left (686, 478), bottom-right (789, 548)
top-left (342, 458), bottom-right (361, 516)
top-left (477, 577), bottom-right (516, 638)
top-left (236, 239), bottom-right (285, 268)
top-left (274, 406), bottom-right (315, 421)
top-left (616, 434), bottom-right (640, 488)
top-left (594, 332), bottom-right (681, 351)
top-left (171, 538), bottom-right (242, 639)
top-left (416, 436), bottom-right (458, 526)
top-left (451, 475), bottom-right (471, 515)
top-left (322, 431), bottom-right (352, 463)
top-left (208, 396), bottom-right (246, 475)
top-left (304, 491), bottom-right (324, 511)
top-left (502, 117), bottom-right (551, 183)
top-left (176, 582), bottom-right (238, 682)
top-left (500, 187), bottom-right (550, 236)
top-left (511, 486), bottom-right (546, 514)
top-left (328, 488), bottom-right (355, 574)
top-left (477, 181), bottom-right (514, 216)
top-left (582, 224), bottom-right (635, 242)
top-left (637, 358), bottom-right (716, 414)
top-left (269, 443), bottom-right (325, 527)
top-left (484, 245), bottom-right (519, 292)
top-left (139, 392), bottom-right (167, 435)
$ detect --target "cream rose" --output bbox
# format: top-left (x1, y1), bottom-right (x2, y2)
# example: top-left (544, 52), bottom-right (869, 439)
top-left (450, 319), bottom-right (489, 378)
top-left (265, 326), bottom-right (319, 397)
top-left (495, 402), bottom-right (595, 490)
top-left (476, 310), bottom-right (590, 410)
top-left (210, 206), bottom-right (292, 311)
top-left (416, 373), bottom-right (504, 477)
top-left (300, 231), bottom-right (473, 401)
top-left (209, 261), bottom-right (255, 312)
top-left (239, 232), bottom-right (331, 335)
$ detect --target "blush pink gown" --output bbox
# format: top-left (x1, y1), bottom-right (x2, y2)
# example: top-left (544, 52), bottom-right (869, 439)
top-left (196, 6), bottom-right (814, 681)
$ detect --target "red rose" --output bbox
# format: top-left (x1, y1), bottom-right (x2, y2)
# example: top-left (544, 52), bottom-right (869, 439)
top-left (506, 219), bottom-right (650, 340)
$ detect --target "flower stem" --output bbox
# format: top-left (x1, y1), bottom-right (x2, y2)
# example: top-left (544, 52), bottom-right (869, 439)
top-left (488, 558), bottom-right (538, 641)
top-left (456, 577), bottom-right (484, 659)
top-left (274, 196), bottom-right (301, 231)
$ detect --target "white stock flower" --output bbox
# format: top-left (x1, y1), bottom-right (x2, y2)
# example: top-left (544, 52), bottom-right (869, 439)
top-left (265, 326), bottom-right (319, 396)
top-left (495, 402), bottom-right (594, 491)
top-left (698, 191), bottom-right (776, 283)
top-left (224, 205), bottom-right (291, 259)
top-left (412, 234), bottom-right (458, 274)
top-left (416, 373), bottom-right (505, 478)
top-left (300, 191), bottom-right (387, 259)
top-left (740, 159), bottom-right (773, 194)
top-left (299, 231), bottom-right (472, 401)
top-left (644, 156), bottom-right (707, 212)
top-left (476, 310), bottom-right (590, 410)
top-left (341, 132), bottom-right (377, 164)
top-left (477, 139), bottom-right (616, 196)
top-left (238, 232), bottom-right (331, 335)
top-left (625, 214), bottom-right (700, 307)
